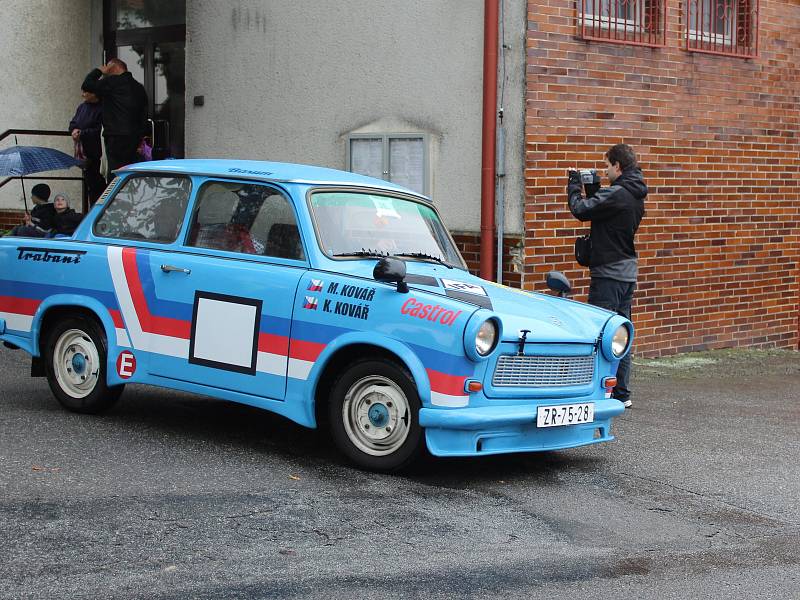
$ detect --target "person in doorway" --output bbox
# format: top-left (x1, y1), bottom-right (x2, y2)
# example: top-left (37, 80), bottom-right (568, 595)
top-left (69, 86), bottom-right (106, 205)
top-left (51, 194), bottom-right (83, 236)
top-left (7, 183), bottom-right (54, 237)
top-left (567, 143), bottom-right (647, 408)
top-left (82, 58), bottom-right (148, 174)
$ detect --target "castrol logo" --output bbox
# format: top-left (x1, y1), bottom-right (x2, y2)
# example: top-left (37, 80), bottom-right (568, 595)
top-left (400, 297), bottom-right (462, 326)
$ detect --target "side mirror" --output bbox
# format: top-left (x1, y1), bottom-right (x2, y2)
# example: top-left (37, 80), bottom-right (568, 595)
top-left (373, 257), bottom-right (409, 293)
top-left (546, 270), bottom-right (571, 297)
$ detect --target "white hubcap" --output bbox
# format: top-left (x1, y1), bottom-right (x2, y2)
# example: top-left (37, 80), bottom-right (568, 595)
top-left (342, 375), bottom-right (411, 456)
top-left (53, 329), bottom-right (100, 399)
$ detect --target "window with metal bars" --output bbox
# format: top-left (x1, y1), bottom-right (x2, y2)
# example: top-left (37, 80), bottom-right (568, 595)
top-left (686, 0), bottom-right (758, 57)
top-left (579, 0), bottom-right (666, 47)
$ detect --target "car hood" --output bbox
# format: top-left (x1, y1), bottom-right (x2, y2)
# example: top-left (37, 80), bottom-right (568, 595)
top-left (401, 265), bottom-right (614, 343)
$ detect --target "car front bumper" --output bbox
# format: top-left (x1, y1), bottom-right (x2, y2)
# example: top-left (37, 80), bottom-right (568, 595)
top-left (419, 397), bottom-right (624, 457)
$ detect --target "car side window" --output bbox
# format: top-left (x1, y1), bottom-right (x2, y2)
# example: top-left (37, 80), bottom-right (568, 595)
top-left (187, 181), bottom-right (304, 260)
top-left (94, 176), bottom-right (191, 243)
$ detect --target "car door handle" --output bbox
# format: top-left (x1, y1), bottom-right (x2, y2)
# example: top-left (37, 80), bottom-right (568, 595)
top-left (160, 264), bottom-right (191, 275)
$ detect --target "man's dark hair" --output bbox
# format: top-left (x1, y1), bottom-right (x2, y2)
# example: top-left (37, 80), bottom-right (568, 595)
top-left (31, 183), bottom-right (51, 201)
top-left (605, 144), bottom-right (638, 171)
top-left (108, 58), bottom-right (128, 72)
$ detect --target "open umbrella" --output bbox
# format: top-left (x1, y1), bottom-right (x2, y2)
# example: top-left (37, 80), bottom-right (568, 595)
top-left (0, 145), bottom-right (82, 212)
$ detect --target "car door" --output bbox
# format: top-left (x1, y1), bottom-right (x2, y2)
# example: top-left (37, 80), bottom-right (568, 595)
top-left (143, 179), bottom-right (307, 400)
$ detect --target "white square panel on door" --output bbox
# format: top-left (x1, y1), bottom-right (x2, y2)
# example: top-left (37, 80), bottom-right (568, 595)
top-left (189, 292), bottom-right (262, 374)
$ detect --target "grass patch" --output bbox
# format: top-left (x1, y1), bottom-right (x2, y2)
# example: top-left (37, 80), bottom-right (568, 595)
top-left (634, 348), bottom-right (800, 380)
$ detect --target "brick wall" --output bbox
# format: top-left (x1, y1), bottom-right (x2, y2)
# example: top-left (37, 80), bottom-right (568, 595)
top-left (0, 209), bottom-right (24, 232)
top-left (525, 0), bottom-right (800, 357)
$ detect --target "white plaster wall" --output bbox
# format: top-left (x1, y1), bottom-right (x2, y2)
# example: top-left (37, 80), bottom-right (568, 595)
top-left (186, 0), bottom-right (525, 234)
top-left (0, 0), bottom-right (93, 211)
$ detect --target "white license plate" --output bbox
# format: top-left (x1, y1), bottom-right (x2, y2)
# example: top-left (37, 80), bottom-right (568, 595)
top-left (537, 403), bottom-right (594, 428)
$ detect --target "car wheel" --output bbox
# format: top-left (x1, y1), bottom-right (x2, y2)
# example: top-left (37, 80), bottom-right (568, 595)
top-left (44, 316), bottom-right (123, 414)
top-left (328, 358), bottom-right (425, 472)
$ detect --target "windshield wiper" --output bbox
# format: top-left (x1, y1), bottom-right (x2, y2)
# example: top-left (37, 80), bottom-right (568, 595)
top-left (332, 249), bottom-right (390, 258)
top-left (395, 252), bottom-right (454, 269)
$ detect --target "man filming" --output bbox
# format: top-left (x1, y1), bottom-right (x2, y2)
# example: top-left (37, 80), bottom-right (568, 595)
top-left (567, 143), bottom-right (647, 408)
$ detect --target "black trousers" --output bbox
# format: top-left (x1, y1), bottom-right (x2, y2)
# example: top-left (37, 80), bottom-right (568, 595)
top-left (104, 135), bottom-right (140, 174)
top-left (588, 277), bottom-right (636, 401)
top-left (83, 156), bottom-right (107, 205)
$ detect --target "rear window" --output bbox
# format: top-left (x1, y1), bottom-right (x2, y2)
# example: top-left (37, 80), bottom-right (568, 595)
top-left (94, 176), bottom-right (191, 243)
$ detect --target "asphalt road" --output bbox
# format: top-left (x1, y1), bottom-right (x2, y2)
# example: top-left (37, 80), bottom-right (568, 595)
top-left (1, 346), bottom-right (798, 599)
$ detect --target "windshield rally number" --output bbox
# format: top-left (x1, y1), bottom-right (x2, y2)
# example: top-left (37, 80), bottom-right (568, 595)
top-left (537, 403), bottom-right (594, 428)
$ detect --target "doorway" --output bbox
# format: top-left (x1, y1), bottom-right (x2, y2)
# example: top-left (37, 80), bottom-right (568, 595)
top-left (103, 0), bottom-right (186, 160)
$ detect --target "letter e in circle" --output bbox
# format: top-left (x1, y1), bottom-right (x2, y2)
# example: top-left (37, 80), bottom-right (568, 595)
top-left (116, 351), bottom-right (136, 379)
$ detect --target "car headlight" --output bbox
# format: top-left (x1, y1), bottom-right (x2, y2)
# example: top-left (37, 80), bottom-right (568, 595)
top-left (611, 325), bottom-right (629, 357)
top-left (463, 313), bottom-right (502, 361)
top-left (475, 320), bottom-right (498, 356)
top-left (600, 315), bottom-right (633, 361)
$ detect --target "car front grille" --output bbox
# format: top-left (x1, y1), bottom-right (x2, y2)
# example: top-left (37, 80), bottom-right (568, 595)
top-left (492, 354), bottom-right (595, 387)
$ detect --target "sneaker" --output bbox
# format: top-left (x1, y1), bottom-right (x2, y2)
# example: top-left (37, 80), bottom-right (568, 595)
top-left (622, 399), bottom-right (632, 408)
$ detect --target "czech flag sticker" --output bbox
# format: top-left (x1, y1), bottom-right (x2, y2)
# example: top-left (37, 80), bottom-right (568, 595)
top-left (307, 279), bottom-right (324, 292)
top-left (303, 296), bottom-right (318, 310)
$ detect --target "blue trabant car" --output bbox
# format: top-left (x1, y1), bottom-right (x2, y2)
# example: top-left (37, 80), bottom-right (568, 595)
top-left (0, 160), bottom-right (630, 471)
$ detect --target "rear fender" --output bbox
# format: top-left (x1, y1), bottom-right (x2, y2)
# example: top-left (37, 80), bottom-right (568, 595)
top-left (32, 295), bottom-right (118, 370)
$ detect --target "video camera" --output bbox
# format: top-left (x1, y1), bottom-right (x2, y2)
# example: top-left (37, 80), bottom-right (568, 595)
top-left (568, 169), bottom-right (601, 198)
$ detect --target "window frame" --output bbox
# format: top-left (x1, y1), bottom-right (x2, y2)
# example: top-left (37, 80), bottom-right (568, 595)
top-left (346, 133), bottom-right (430, 197)
top-left (578, 0), bottom-right (667, 47)
top-left (685, 0), bottom-right (759, 58)
top-left (92, 173), bottom-right (193, 245)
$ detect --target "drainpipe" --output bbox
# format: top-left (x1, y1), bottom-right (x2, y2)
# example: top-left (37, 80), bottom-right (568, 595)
top-left (480, 0), bottom-right (499, 280)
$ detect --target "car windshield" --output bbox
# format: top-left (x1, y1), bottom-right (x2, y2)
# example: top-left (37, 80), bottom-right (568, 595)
top-left (310, 191), bottom-right (466, 269)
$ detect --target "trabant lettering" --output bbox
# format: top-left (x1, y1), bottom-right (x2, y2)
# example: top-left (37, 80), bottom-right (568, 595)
top-left (228, 167), bottom-right (274, 176)
top-left (17, 247), bottom-right (85, 264)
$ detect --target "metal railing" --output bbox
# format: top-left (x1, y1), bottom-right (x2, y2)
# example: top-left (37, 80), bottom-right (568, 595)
top-left (579, 0), bottom-right (667, 47)
top-left (0, 128), bottom-right (87, 213)
top-left (685, 0), bottom-right (759, 57)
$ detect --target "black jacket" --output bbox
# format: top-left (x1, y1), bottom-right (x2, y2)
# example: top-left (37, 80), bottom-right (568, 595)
top-left (568, 167), bottom-right (647, 267)
top-left (68, 101), bottom-right (103, 159)
top-left (53, 208), bottom-right (83, 236)
top-left (82, 69), bottom-right (148, 138)
top-left (30, 202), bottom-right (56, 232)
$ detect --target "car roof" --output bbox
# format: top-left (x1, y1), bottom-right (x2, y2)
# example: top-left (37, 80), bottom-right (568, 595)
top-left (120, 159), bottom-right (428, 199)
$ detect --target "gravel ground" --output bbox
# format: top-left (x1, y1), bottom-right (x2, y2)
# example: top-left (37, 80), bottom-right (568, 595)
top-left (0, 346), bottom-right (798, 599)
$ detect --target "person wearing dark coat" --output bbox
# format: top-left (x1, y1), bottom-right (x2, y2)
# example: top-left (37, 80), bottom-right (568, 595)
top-left (82, 58), bottom-right (148, 174)
top-left (69, 87), bottom-right (106, 205)
top-left (567, 143), bottom-right (647, 409)
top-left (6, 183), bottom-right (55, 237)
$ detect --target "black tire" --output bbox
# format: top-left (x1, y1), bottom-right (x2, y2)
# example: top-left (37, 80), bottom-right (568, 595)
top-left (43, 315), bottom-right (124, 414)
top-left (328, 358), bottom-right (425, 472)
